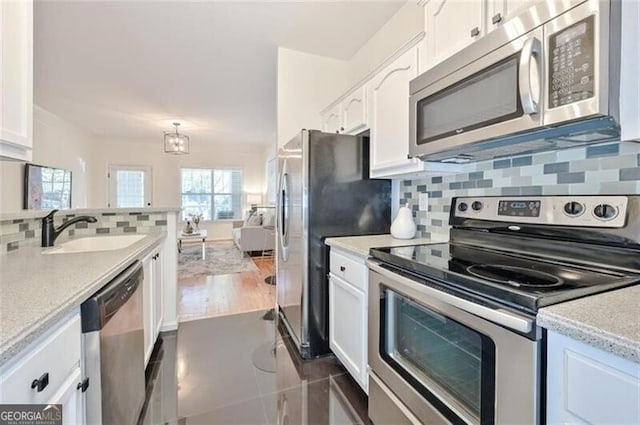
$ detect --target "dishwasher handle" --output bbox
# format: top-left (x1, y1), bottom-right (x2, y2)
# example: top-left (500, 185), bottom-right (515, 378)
top-left (81, 260), bottom-right (143, 332)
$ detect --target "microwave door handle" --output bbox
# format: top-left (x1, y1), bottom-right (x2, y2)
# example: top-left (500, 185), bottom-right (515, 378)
top-left (518, 37), bottom-right (542, 115)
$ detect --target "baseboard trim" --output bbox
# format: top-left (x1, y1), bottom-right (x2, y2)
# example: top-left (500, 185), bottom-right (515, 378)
top-left (160, 321), bottom-right (178, 332)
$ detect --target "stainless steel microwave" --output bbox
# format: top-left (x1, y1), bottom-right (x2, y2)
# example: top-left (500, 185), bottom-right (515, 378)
top-left (409, 0), bottom-right (622, 163)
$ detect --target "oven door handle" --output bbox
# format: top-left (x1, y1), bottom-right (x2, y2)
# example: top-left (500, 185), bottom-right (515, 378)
top-left (368, 261), bottom-right (534, 333)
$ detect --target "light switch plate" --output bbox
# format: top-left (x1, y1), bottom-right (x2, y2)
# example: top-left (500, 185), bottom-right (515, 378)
top-left (419, 193), bottom-right (429, 211)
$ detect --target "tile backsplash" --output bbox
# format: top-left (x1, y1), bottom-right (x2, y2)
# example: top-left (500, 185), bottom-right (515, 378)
top-left (0, 211), bottom-right (168, 253)
top-left (401, 142), bottom-right (640, 240)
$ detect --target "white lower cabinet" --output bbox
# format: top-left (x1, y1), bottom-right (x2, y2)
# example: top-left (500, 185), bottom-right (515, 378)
top-left (546, 331), bottom-right (640, 425)
top-left (0, 312), bottom-right (85, 425)
top-left (329, 248), bottom-right (368, 393)
top-left (49, 368), bottom-right (84, 425)
top-left (143, 246), bottom-right (165, 366)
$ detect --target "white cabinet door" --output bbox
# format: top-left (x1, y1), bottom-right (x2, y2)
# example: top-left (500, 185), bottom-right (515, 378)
top-left (153, 250), bottom-right (164, 337)
top-left (369, 47), bottom-right (421, 178)
top-left (0, 313), bottom-right (81, 405)
top-left (486, 0), bottom-right (541, 34)
top-left (0, 0), bottom-right (33, 161)
top-left (329, 274), bottom-right (367, 393)
top-left (48, 368), bottom-right (85, 425)
top-left (341, 85), bottom-right (368, 135)
top-left (143, 247), bottom-right (164, 365)
top-left (142, 252), bottom-right (155, 365)
top-left (546, 331), bottom-right (640, 425)
top-left (321, 104), bottom-right (342, 134)
top-left (424, 0), bottom-right (484, 70)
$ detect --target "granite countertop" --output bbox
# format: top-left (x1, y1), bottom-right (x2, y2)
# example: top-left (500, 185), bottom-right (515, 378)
top-left (538, 285), bottom-right (640, 363)
top-left (325, 234), bottom-right (447, 258)
top-left (0, 233), bottom-right (165, 367)
top-left (0, 207), bottom-right (181, 222)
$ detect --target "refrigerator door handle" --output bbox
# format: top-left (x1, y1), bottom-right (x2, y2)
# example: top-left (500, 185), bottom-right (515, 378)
top-left (282, 173), bottom-right (290, 246)
top-left (277, 160), bottom-right (289, 262)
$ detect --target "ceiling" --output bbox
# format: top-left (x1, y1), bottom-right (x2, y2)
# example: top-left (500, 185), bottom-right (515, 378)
top-left (34, 1), bottom-right (405, 147)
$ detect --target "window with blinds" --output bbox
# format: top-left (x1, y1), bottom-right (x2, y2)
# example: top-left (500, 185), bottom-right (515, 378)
top-left (181, 168), bottom-right (243, 220)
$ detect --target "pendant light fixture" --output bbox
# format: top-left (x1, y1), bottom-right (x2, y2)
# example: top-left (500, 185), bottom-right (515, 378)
top-left (164, 122), bottom-right (190, 154)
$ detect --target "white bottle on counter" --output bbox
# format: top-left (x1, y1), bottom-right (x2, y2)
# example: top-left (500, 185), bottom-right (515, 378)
top-left (390, 204), bottom-right (416, 239)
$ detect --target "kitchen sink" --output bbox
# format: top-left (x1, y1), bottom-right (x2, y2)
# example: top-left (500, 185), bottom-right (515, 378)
top-left (43, 234), bottom-right (147, 254)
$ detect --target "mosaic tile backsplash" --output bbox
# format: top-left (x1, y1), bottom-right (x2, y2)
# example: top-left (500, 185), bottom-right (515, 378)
top-left (0, 211), bottom-right (168, 253)
top-left (401, 142), bottom-right (640, 240)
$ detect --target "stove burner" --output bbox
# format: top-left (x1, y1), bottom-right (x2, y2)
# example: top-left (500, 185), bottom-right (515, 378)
top-left (466, 264), bottom-right (565, 288)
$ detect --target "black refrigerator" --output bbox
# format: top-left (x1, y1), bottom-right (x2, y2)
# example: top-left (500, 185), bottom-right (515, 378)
top-left (276, 130), bottom-right (391, 358)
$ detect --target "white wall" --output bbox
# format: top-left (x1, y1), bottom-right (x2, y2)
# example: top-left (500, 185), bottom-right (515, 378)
top-left (276, 47), bottom-right (348, 147)
top-left (89, 137), bottom-right (267, 240)
top-left (346, 1), bottom-right (424, 87)
top-left (0, 106), bottom-right (96, 213)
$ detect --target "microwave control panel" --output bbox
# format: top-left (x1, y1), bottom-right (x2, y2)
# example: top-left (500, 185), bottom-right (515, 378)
top-left (548, 16), bottom-right (595, 108)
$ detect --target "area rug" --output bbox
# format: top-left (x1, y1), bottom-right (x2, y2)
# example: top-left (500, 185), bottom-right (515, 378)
top-left (178, 241), bottom-right (258, 278)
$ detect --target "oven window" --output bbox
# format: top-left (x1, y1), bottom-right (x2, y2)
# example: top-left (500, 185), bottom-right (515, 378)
top-left (417, 54), bottom-right (523, 145)
top-left (381, 289), bottom-right (495, 424)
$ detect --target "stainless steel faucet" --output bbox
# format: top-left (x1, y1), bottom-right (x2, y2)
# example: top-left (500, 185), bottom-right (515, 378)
top-left (41, 209), bottom-right (97, 247)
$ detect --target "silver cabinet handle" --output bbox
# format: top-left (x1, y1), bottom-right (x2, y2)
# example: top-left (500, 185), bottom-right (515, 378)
top-left (518, 37), bottom-right (542, 115)
top-left (492, 13), bottom-right (502, 24)
top-left (470, 27), bottom-right (480, 37)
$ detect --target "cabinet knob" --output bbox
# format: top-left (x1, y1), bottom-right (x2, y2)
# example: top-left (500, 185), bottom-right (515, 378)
top-left (31, 373), bottom-right (49, 392)
top-left (340, 127), bottom-right (344, 131)
top-left (492, 13), bottom-right (502, 24)
top-left (340, 266), bottom-right (346, 272)
top-left (77, 378), bottom-right (90, 392)
top-left (470, 27), bottom-right (480, 37)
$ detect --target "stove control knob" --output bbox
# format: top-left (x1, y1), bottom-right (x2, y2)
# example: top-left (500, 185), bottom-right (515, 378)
top-left (472, 201), bottom-right (483, 211)
top-left (563, 201), bottom-right (584, 216)
top-left (593, 204), bottom-right (617, 220)
top-left (458, 202), bottom-right (468, 212)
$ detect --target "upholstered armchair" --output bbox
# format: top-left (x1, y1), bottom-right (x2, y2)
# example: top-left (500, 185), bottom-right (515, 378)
top-left (232, 211), bottom-right (276, 253)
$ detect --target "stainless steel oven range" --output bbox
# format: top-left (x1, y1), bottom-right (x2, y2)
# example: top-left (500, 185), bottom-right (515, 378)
top-left (368, 195), bottom-right (640, 425)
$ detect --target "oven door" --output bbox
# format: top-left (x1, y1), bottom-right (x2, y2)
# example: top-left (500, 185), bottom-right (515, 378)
top-left (409, 26), bottom-right (543, 160)
top-left (367, 261), bottom-right (541, 425)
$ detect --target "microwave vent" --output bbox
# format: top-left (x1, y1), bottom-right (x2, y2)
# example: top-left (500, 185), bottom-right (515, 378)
top-left (421, 117), bottom-right (621, 163)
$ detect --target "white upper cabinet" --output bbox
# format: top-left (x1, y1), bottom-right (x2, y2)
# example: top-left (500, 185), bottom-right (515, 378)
top-left (369, 43), bottom-right (458, 179)
top-left (486, 0), bottom-right (542, 34)
top-left (369, 47), bottom-right (419, 177)
top-left (321, 84), bottom-right (368, 136)
top-left (0, 0), bottom-right (33, 161)
top-left (341, 85), bottom-right (368, 135)
top-left (321, 104), bottom-right (342, 134)
top-left (423, 0), bottom-right (484, 71)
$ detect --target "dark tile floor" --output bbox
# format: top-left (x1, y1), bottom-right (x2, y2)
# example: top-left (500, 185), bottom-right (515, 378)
top-left (139, 309), bottom-right (370, 425)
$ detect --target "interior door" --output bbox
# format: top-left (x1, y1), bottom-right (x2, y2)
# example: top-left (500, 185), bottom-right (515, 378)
top-left (277, 133), bottom-right (305, 348)
top-left (108, 165), bottom-right (152, 208)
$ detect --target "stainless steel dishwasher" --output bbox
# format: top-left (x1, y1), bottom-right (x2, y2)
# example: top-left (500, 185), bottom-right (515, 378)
top-left (81, 260), bottom-right (145, 425)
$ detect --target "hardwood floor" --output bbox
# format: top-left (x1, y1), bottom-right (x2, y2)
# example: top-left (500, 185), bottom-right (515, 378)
top-left (178, 247), bottom-right (276, 322)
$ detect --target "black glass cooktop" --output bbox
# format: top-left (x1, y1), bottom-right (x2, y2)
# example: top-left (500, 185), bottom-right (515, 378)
top-left (370, 243), bottom-right (639, 314)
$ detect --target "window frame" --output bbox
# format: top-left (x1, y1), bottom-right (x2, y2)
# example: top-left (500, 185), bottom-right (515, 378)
top-left (180, 167), bottom-right (244, 221)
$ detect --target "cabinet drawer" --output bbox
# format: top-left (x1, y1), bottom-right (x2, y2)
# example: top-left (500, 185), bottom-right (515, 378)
top-left (329, 250), bottom-right (367, 292)
top-left (0, 313), bottom-right (81, 404)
